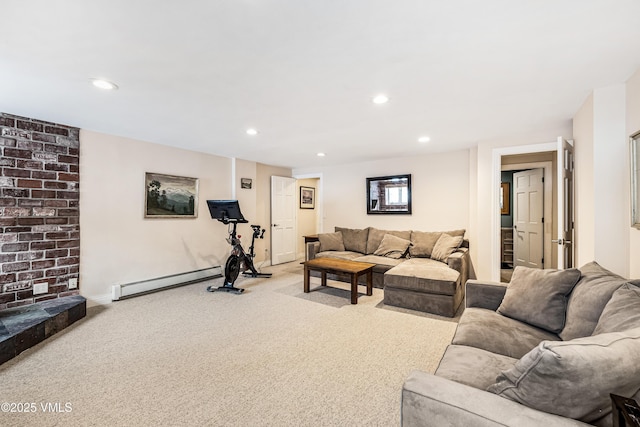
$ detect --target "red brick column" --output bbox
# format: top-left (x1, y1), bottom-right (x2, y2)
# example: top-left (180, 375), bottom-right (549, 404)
top-left (0, 113), bottom-right (80, 309)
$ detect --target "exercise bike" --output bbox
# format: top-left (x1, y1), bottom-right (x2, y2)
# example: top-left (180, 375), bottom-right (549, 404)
top-left (206, 200), bottom-right (271, 294)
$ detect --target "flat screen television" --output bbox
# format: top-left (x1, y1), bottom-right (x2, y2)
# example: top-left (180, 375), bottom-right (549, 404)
top-left (206, 200), bottom-right (247, 223)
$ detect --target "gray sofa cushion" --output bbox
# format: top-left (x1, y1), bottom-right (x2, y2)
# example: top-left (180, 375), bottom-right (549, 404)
top-left (497, 266), bottom-right (581, 334)
top-left (365, 227), bottom-right (411, 254)
top-left (593, 283), bottom-right (640, 334)
top-left (435, 344), bottom-right (517, 390)
top-left (317, 232), bottom-right (345, 252)
top-left (384, 258), bottom-right (459, 296)
top-left (315, 251), bottom-right (362, 261)
top-left (353, 255), bottom-right (403, 274)
top-left (409, 231), bottom-right (442, 258)
top-left (560, 261), bottom-right (629, 341)
top-left (409, 229), bottom-right (466, 258)
top-left (487, 328), bottom-right (640, 424)
top-left (452, 307), bottom-right (559, 359)
top-left (431, 234), bottom-right (463, 262)
top-left (334, 227), bottom-right (369, 253)
top-left (373, 233), bottom-right (411, 259)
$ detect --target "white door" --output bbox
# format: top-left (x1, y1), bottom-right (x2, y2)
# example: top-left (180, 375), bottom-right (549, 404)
top-left (514, 168), bottom-right (544, 268)
top-left (271, 176), bottom-right (297, 265)
top-left (555, 137), bottom-right (575, 268)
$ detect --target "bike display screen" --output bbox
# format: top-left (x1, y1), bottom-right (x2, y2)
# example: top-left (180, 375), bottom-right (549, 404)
top-left (206, 200), bottom-right (247, 223)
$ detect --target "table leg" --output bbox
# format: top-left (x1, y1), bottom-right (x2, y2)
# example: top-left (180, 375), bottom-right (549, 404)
top-left (366, 269), bottom-right (373, 296)
top-left (351, 273), bottom-right (358, 304)
top-left (321, 271), bottom-right (327, 286)
top-left (304, 266), bottom-right (310, 293)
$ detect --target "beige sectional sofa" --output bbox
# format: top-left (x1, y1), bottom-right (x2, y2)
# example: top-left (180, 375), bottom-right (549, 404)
top-left (305, 226), bottom-right (471, 317)
top-left (402, 262), bottom-right (640, 426)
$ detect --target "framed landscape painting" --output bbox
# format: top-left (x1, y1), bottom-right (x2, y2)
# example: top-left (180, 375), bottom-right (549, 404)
top-left (145, 172), bottom-right (198, 218)
top-left (300, 186), bottom-right (315, 209)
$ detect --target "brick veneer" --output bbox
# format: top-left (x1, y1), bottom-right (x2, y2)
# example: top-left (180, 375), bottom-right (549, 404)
top-left (0, 113), bottom-right (80, 310)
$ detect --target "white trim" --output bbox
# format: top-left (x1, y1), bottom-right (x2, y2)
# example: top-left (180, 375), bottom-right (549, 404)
top-left (492, 142), bottom-right (557, 282)
top-left (83, 293), bottom-right (113, 307)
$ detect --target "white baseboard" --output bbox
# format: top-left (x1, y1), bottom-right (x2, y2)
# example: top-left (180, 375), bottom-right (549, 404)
top-left (84, 293), bottom-right (113, 307)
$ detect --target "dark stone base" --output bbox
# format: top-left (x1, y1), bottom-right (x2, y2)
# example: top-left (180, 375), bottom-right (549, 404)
top-left (0, 295), bottom-right (86, 365)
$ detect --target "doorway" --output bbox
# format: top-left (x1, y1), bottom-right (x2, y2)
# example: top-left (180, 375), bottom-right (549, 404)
top-left (499, 153), bottom-right (556, 282)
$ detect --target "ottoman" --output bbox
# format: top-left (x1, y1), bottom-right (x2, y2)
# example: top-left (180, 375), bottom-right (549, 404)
top-left (383, 258), bottom-right (463, 317)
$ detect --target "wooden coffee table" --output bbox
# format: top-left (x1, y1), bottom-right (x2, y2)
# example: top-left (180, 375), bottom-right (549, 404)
top-left (303, 258), bottom-right (375, 304)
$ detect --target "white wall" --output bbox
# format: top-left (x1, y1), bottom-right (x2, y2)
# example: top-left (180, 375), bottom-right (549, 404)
top-left (628, 68), bottom-right (640, 277)
top-left (573, 84), bottom-right (629, 277)
top-left (573, 93), bottom-right (595, 267)
top-left (593, 85), bottom-right (628, 276)
top-left (80, 130), bottom-right (234, 304)
top-left (294, 149), bottom-right (471, 236)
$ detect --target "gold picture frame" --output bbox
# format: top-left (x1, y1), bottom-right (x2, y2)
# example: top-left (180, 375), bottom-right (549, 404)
top-left (500, 182), bottom-right (510, 215)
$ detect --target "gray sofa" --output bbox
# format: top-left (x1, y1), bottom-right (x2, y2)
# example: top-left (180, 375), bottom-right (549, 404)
top-left (402, 261), bottom-right (640, 426)
top-left (305, 226), bottom-right (471, 317)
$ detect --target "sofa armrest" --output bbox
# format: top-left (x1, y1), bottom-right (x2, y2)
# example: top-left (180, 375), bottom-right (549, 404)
top-left (447, 248), bottom-right (469, 287)
top-left (402, 371), bottom-right (590, 427)
top-left (465, 280), bottom-right (507, 310)
top-left (306, 241), bottom-right (321, 261)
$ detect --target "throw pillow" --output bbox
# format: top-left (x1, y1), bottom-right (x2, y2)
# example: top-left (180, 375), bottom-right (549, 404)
top-left (409, 231), bottom-right (442, 258)
top-left (365, 228), bottom-right (411, 254)
top-left (373, 234), bottom-right (412, 259)
top-left (487, 328), bottom-right (640, 424)
top-left (430, 234), bottom-right (463, 262)
top-left (560, 261), bottom-right (630, 341)
top-left (335, 227), bottom-right (369, 253)
top-left (593, 283), bottom-right (640, 334)
top-left (497, 267), bottom-right (581, 334)
top-left (317, 232), bottom-right (345, 252)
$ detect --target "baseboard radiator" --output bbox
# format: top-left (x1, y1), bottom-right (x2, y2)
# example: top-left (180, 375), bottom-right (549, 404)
top-left (112, 266), bottom-right (222, 301)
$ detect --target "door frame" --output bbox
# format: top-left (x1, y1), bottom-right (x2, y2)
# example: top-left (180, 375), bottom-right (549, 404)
top-left (492, 142), bottom-right (556, 282)
top-left (502, 162), bottom-right (553, 270)
top-left (293, 172), bottom-right (324, 235)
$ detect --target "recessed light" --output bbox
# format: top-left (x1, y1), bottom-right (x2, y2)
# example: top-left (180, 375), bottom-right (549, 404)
top-left (90, 78), bottom-right (118, 90)
top-left (317, 152), bottom-right (326, 157)
top-left (372, 94), bottom-right (389, 105)
top-left (418, 136), bottom-right (431, 143)
top-left (246, 128), bottom-right (258, 136)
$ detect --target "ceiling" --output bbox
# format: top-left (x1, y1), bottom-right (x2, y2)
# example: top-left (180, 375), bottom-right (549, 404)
top-left (2, 1), bottom-right (640, 169)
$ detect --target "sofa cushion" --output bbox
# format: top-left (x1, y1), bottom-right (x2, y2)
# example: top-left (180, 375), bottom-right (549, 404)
top-left (452, 307), bottom-right (560, 359)
top-left (487, 328), bottom-right (640, 424)
top-left (497, 266), bottom-right (581, 334)
top-left (409, 231), bottom-right (442, 258)
top-left (593, 283), bottom-right (640, 334)
top-left (409, 229), bottom-right (466, 258)
top-left (431, 234), bottom-right (463, 262)
top-left (435, 344), bottom-right (517, 390)
top-left (560, 261), bottom-right (630, 341)
top-left (365, 228), bottom-right (411, 254)
top-left (353, 254), bottom-right (404, 268)
top-left (334, 227), bottom-right (369, 254)
top-left (317, 232), bottom-right (345, 252)
top-left (384, 258), bottom-right (459, 296)
top-left (373, 234), bottom-right (412, 259)
top-left (315, 251), bottom-right (362, 261)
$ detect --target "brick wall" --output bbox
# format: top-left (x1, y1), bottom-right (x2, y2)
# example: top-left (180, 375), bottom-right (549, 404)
top-left (0, 113), bottom-right (80, 309)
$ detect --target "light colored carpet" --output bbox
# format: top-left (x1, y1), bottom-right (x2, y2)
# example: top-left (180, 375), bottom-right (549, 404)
top-left (0, 261), bottom-right (458, 426)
